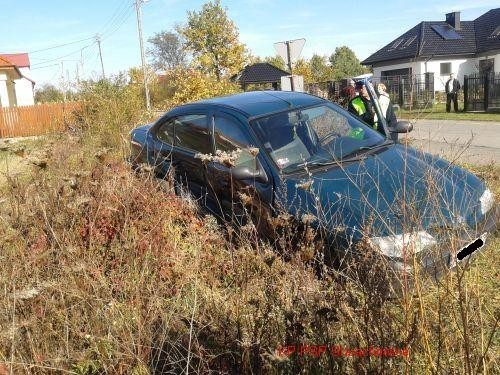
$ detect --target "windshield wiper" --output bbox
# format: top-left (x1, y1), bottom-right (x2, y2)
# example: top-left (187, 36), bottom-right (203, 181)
top-left (296, 159), bottom-right (339, 168)
top-left (292, 154), bottom-right (368, 170)
top-left (341, 140), bottom-right (393, 159)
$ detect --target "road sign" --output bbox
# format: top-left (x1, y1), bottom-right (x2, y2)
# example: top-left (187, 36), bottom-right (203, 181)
top-left (281, 75), bottom-right (304, 92)
top-left (273, 38), bottom-right (306, 67)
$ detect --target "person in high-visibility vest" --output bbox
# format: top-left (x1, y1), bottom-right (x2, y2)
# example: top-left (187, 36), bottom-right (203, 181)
top-left (348, 82), bottom-right (377, 130)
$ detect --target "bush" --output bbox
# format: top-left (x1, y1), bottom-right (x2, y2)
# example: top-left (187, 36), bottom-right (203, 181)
top-left (155, 68), bottom-right (241, 109)
top-left (73, 75), bottom-right (149, 151)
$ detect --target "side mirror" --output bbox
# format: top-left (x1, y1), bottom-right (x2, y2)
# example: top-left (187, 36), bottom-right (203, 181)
top-left (231, 164), bottom-right (268, 184)
top-left (390, 121), bottom-right (413, 133)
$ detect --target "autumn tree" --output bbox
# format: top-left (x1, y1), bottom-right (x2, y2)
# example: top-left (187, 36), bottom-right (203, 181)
top-left (310, 54), bottom-right (334, 82)
top-left (249, 55), bottom-right (288, 72)
top-left (147, 31), bottom-right (187, 71)
top-left (329, 46), bottom-right (367, 80)
top-left (177, 0), bottom-right (247, 80)
top-left (293, 59), bottom-right (313, 83)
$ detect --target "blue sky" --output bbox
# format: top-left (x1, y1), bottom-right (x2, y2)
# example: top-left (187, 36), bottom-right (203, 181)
top-left (1, 0), bottom-right (498, 88)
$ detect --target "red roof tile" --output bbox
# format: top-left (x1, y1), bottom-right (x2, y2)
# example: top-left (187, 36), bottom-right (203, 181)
top-left (0, 53), bottom-right (30, 68)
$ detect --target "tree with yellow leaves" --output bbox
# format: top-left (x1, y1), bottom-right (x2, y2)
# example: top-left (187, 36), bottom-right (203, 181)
top-left (177, 0), bottom-right (248, 81)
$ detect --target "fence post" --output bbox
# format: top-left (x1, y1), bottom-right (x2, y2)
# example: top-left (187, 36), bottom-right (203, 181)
top-left (399, 78), bottom-right (404, 107)
top-left (484, 74), bottom-right (489, 112)
top-left (463, 75), bottom-right (468, 112)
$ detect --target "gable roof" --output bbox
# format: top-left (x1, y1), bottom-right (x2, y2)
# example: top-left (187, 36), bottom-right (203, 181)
top-left (362, 8), bottom-right (500, 65)
top-left (233, 63), bottom-right (290, 84)
top-left (475, 8), bottom-right (500, 53)
top-left (0, 56), bottom-right (22, 79)
top-left (0, 53), bottom-right (30, 68)
top-left (0, 56), bottom-right (14, 68)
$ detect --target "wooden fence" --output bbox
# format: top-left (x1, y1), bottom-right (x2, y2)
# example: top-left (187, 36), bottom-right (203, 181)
top-left (0, 102), bottom-right (80, 138)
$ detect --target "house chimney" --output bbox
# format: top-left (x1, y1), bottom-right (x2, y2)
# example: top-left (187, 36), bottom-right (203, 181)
top-left (446, 11), bottom-right (461, 30)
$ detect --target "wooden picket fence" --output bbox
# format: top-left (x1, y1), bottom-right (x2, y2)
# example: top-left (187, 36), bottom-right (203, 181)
top-left (0, 102), bottom-right (80, 138)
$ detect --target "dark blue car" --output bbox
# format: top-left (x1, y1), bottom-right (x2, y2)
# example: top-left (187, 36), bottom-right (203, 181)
top-left (130, 89), bottom-right (498, 283)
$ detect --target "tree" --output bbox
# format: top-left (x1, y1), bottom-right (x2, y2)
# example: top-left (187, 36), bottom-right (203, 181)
top-left (177, 0), bottom-right (247, 80)
top-left (293, 59), bottom-right (313, 84)
top-left (34, 84), bottom-right (64, 103)
top-left (329, 46), bottom-right (367, 80)
top-left (310, 54), bottom-right (334, 82)
top-left (147, 31), bottom-right (187, 72)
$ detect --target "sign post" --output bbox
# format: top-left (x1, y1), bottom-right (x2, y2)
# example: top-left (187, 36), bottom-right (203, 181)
top-left (274, 38), bottom-right (305, 91)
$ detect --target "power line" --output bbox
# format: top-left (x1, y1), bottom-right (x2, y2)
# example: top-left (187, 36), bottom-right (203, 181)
top-left (27, 1), bottom-right (130, 55)
top-left (28, 1), bottom-right (136, 83)
top-left (30, 63), bottom-right (60, 70)
top-left (102, 4), bottom-right (135, 41)
top-left (31, 43), bottom-right (95, 66)
top-left (28, 37), bottom-right (95, 54)
top-left (100, 0), bottom-right (132, 37)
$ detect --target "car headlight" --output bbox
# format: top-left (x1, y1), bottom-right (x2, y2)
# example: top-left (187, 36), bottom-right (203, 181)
top-left (369, 231), bottom-right (437, 259)
top-left (480, 188), bottom-right (494, 215)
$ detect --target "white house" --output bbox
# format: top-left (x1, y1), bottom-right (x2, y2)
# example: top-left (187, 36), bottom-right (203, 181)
top-left (362, 9), bottom-right (500, 91)
top-left (0, 53), bottom-right (35, 107)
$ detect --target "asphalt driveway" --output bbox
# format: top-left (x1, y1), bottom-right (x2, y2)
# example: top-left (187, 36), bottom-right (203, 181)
top-left (408, 119), bottom-right (500, 165)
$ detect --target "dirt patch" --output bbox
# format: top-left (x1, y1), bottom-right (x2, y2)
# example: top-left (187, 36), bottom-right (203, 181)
top-left (0, 137), bottom-right (51, 189)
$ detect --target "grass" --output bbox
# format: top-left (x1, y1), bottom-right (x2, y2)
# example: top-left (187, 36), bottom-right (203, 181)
top-left (0, 80), bottom-right (498, 373)
top-left (0, 132), bottom-right (497, 374)
top-left (398, 102), bottom-right (500, 122)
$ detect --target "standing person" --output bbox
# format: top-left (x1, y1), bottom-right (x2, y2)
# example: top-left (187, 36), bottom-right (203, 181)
top-left (445, 73), bottom-right (461, 113)
top-left (348, 81), bottom-right (377, 130)
top-left (377, 83), bottom-right (399, 141)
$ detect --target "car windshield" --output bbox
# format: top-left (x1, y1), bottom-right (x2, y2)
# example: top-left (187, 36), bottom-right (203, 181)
top-left (250, 103), bottom-right (386, 173)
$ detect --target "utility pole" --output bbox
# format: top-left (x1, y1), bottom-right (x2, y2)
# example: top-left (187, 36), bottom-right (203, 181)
top-left (76, 63), bottom-right (80, 85)
top-left (80, 47), bottom-right (86, 79)
top-left (135, 0), bottom-right (151, 110)
top-left (60, 61), bottom-right (66, 102)
top-left (95, 34), bottom-right (105, 79)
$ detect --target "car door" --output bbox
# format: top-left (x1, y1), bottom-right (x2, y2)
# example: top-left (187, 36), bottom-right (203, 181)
top-left (205, 111), bottom-right (274, 231)
top-left (154, 112), bottom-right (212, 202)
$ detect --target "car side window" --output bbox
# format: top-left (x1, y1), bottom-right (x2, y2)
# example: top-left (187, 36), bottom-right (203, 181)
top-left (156, 118), bottom-right (175, 144)
top-left (174, 114), bottom-right (211, 154)
top-left (214, 115), bottom-right (257, 171)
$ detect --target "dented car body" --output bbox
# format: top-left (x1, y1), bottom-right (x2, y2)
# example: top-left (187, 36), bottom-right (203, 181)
top-left (130, 89), bottom-right (499, 283)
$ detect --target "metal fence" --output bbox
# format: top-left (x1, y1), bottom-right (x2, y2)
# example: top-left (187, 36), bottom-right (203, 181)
top-left (464, 72), bottom-right (500, 112)
top-left (305, 74), bottom-right (435, 109)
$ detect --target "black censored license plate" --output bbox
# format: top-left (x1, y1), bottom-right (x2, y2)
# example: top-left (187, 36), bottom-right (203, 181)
top-left (449, 233), bottom-right (488, 268)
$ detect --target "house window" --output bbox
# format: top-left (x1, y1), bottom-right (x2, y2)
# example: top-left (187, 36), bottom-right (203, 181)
top-left (381, 68), bottom-right (412, 77)
top-left (440, 63), bottom-right (451, 75)
top-left (479, 59), bottom-right (494, 75)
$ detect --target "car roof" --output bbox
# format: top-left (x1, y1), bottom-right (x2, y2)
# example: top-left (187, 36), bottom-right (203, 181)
top-left (186, 90), bottom-right (327, 118)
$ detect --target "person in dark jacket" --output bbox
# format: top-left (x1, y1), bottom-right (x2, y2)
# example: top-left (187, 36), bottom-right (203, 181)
top-left (348, 82), bottom-right (376, 129)
top-left (445, 73), bottom-right (461, 113)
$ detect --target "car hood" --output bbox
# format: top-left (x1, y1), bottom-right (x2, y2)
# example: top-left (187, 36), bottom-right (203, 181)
top-left (278, 144), bottom-right (487, 239)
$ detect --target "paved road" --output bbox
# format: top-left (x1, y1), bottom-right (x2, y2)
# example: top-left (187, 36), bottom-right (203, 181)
top-left (408, 119), bottom-right (500, 165)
